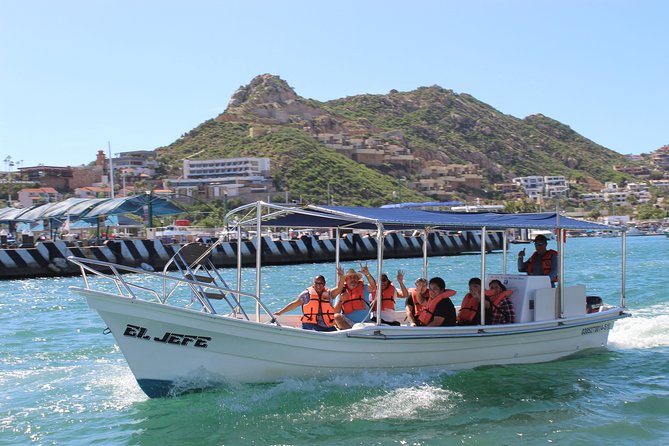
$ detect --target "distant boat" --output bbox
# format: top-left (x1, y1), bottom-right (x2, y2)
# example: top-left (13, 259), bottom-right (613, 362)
top-left (625, 227), bottom-right (645, 237)
top-left (600, 230), bottom-right (621, 238)
top-left (528, 229), bottom-right (555, 240)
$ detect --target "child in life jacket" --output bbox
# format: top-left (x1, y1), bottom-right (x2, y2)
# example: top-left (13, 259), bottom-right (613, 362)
top-left (486, 279), bottom-right (515, 324)
top-left (369, 270), bottom-right (410, 326)
top-left (405, 277), bottom-right (429, 326)
top-left (457, 277), bottom-right (492, 325)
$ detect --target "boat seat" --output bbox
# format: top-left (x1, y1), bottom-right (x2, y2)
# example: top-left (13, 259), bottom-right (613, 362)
top-left (185, 273), bottom-right (215, 283)
top-left (204, 292), bottom-right (227, 300)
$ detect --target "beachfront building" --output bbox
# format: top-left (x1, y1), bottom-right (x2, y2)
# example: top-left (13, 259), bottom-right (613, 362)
top-left (414, 162), bottom-right (483, 198)
top-left (18, 166), bottom-right (73, 191)
top-left (74, 186), bottom-right (112, 199)
top-left (17, 187), bottom-right (62, 208)
top-left (512, 175), bottom-right (569, 199)
top-left (111, 150), bottom-right (159, 177)
top-left (314, 132), bottom-right (416, 167)
top-left (166, 157), bottom-right (274, 199)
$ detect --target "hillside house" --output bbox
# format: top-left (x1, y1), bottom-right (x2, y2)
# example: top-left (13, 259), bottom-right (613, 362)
top-left (17, 187), bottom-right (62, 208)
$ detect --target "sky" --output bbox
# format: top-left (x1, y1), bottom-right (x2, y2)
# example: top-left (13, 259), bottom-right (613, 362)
top-left (1, 0), bottom-right (667, 170)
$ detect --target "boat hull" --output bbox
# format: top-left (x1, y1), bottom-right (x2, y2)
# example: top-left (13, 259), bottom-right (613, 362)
top-left (73, 287), bottom-right (628, 397)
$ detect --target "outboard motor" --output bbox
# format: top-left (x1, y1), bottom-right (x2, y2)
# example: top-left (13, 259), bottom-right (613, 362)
top-left (586, 296), bottom-right (603, 313)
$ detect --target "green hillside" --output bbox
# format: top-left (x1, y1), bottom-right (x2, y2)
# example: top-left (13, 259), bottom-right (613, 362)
top-left (157, 122), bottom-right (423, 206)
top-left (156, 74), bottom-right (632, 206)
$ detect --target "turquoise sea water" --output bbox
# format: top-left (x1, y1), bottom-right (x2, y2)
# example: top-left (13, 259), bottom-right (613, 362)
top-left (1, 236), bottom-right (668, 445)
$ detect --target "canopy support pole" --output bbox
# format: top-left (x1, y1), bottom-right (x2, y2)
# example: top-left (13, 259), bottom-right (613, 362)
top-left (255, 202), bottom-right (262, 322)
top-left (422, 229), bottom-right (428, 279)
top-left (375, 224), bottom-right (385, 326)
top-left (480, 226), bottom-right (487, 325)
top-left (557, 228), bottom-right (565, 318)
top-left (335, 228), bottom-right (340, 285)
top-left (502, 230), bottom-right (508, 274)
top-left (236, 225), bottom-right (242, 315)
top-left (621, 231), bottom-right (627, 308)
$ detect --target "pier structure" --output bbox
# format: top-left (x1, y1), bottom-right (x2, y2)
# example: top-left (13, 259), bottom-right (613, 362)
top-left (0, 231), bottom-right (503, 280)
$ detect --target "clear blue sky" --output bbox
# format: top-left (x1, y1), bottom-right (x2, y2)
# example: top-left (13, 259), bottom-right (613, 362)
top-left (1, 0), bottom-right (667, 169)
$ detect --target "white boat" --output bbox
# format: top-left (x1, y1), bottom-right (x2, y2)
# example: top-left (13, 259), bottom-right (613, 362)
top-left (528, 229), bottom-right (555, 240)
top-left (625, 226), bottom-right (645, 236)
top-left (69, 202), bottom-right (630, 398)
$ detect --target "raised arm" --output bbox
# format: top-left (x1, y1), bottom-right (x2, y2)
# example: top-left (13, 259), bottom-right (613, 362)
top-left (517, 248), bottom-right (528, 272)
top-left (330, 269), bottom-right (346, 297)
top-left (396, 269), bottom-right (409, 298)
top-left (359, 261), bottom-right (376, 290)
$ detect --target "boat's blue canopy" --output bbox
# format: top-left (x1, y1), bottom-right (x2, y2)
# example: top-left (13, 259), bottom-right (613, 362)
top-left (380, 201), bottom-right (465, 208)
top-left (239, 202), bottom-right (614, 231)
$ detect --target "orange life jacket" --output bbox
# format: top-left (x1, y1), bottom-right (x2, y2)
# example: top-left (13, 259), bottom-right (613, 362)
top-left (457, 293), bottom-right (481, 325)
top-left (485, 289), bottom-right (514, 308)
top-left (341, 282), bottom-right (369, 314)
top-left (371, 283), bottom-right (397, 311)
top-left (301, 286), bottom-right (335, 326)
top-left (527, 249), bottom-right (558, 281)
top-left (418, 289), bottom-right (456, 325)
top-left (409, 288), bottom-right (428, 316)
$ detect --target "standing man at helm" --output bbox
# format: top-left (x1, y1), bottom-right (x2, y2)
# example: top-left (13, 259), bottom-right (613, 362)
top-left (517, 234), bottom-right (558, 285)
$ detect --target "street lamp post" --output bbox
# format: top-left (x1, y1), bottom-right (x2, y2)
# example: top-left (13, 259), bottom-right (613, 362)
top-left (327, 182), bottom-right (331, 205)
top-left (108, 142), bottom-right (115, 199)
top-left (397, 176), bottom-right (406, 204)
top-left (4, 156), bottom-right (14, 206)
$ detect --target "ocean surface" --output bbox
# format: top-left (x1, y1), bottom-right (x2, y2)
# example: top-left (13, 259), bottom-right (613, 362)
top-left (1, 236), bottom-right (668, 445)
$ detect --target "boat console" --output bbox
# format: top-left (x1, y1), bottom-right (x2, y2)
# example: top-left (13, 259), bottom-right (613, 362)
top-left (485, 274), bottom-right (589, 322)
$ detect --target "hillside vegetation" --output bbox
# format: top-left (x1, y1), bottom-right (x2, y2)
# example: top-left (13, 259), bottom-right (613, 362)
top-left (156, 74), bottom-right (631, 206)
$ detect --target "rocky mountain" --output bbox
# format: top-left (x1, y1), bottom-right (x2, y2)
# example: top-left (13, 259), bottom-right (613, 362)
top-left (156, 74), bottom-right (630, 206)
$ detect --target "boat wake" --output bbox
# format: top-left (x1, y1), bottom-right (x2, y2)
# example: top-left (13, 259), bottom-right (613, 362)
top-left (609, 304), bottom-right (669, 349)
top-left (214, 370), bottom-right (460, 419)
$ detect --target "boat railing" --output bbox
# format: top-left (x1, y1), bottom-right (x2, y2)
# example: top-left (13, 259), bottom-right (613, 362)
top-left (67, 256), bottom-right (279, 325)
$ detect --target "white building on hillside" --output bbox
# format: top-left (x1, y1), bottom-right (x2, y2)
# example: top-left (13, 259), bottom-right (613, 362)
top-left (183, 157), bottom-right (270, 179)
top-left (167, 157), bottom-right (273, 199)
top-left (512, 175), bottom-right (568, 199)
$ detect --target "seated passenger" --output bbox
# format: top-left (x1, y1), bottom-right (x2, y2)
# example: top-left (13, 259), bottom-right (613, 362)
top-left (273, 275), bottom-right (340, 332)
top-left (405, 277), bottom-right (429, 326)
top-left (458, 277), bottom-right (491, 325)
top-left (417, 277), bottom-right (457, 327)
top-left (486, 279), bottom-right (515, 324)
top-left (369, 270), bottom-right (409, 326)
top-left (333, 263), bottom-right (374, 330)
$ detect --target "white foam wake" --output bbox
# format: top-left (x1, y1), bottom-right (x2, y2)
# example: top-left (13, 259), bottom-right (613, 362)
top-left (609, 303), bottom-right (669, 349)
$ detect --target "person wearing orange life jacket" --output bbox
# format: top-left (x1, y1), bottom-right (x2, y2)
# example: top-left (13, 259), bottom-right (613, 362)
top-left (332, 263), bottom-right (376, 330)
top-left (417, 277), bottom-right (457, 327)
top-left (405, 277), bottom-right (429, 326)
top-left (518, 234), bottom-right (558, 286)
top-left (369, 270), bottom-right (410, 325)
top-left (274, 275), bottom-right (343, 332)
top-left (457, 277), bottom-right (492, 326)
top-left (486, 279), bottom-right (515, 324)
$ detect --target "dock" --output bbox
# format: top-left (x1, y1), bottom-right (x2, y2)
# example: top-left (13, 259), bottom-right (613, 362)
top-left (0, 231), bottom-right (503, 280)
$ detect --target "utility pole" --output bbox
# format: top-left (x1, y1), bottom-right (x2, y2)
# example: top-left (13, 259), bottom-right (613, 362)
top-left (4, 156), bottom-right (13, 206)
top-left (108, 142), bottom-right (115, 198)
top-left (327, 182), bottom-right (331, 205)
